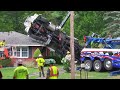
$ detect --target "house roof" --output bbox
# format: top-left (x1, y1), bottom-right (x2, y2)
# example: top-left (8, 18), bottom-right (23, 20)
top-left (0, 31), bottom-right (45, 46)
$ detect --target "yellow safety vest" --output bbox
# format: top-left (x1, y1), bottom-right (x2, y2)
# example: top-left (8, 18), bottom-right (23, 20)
top-left (36, 58), bottom-right (45, 67)
top-left (0, 41), bottom-right (5, 47)
top-left (49, 66), bottom-right (58, 79)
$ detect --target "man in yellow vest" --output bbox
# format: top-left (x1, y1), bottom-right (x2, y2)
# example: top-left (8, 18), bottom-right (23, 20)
top-left (0, 40), bottom-right (6, 47)
top-left (13, 59), bottom-right (29, 79)
top-left (36, 54), bottom-right (45, 77)
top-left (46, 59), bottom-right (59, 79)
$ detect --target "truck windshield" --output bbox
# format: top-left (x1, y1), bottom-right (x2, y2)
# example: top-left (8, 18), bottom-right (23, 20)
top-left (110, 40), bottom-right (120, 49)
top-left (112, 44), bottom-right (120, 49)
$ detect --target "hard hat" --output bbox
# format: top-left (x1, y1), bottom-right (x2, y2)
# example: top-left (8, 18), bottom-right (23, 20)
top-left (67, 51), bottom-right (70, 54)
top-left (49, 59), bottom-right (55, 64)
top-left (38, 54), bottom-right (43, 57)
top-left (17, 59), bottom-right (23, 64)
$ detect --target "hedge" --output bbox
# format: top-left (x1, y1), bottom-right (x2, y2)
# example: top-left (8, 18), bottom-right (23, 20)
top-left (0, 58), bottom-right (12, 67)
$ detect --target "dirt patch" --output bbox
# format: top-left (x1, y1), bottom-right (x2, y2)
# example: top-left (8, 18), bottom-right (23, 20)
top-left (106, 75), bottom-right (120, 79)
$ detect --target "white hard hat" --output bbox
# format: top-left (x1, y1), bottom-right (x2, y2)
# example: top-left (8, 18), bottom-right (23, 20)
top-left (67, 51), bottom-right (70, 54)
top-left (39, 54), bottom-right (43, 57)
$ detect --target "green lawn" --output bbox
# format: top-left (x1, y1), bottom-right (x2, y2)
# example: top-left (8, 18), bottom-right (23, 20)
top-left (75, 71), bottom-right (109, 79)
top-left (1, 67), bottom-right (39, 79)
top-left (1, 66), bottom-right (120, 79)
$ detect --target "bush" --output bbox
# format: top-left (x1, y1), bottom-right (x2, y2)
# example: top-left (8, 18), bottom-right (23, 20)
top-left (61, 58), bottom-right (71, 73)
top-left (46, 56), bottom-right (62, 64)
top-left (33, 48), bottom-right (42, 58)
top-left (0, 58), bottom-right (11, 67)
top-left (45, 59), bottom-right (56, 65)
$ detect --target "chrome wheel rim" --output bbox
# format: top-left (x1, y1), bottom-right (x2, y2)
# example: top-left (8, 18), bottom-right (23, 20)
top-left (105, 61), bottom-right (111, 68)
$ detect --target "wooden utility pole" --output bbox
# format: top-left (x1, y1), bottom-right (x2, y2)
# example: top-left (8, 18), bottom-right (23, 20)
top-left (70, 11), bottom-right (75, 79)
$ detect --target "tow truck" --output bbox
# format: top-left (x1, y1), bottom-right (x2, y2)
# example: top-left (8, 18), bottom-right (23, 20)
top-left (81, 33), bottom-right (120, 72)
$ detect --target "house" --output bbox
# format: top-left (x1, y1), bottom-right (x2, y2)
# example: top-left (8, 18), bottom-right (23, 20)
top-left (0, 31), bottom-right (52, 66)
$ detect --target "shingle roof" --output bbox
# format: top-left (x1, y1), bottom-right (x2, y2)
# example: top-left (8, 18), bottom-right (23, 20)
top-left (0, 31), bottom-right (45, 46)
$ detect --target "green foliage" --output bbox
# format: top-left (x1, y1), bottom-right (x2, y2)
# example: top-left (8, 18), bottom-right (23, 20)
top-left (0, 58), bottom-right (11, 67)
top-left (63, 11), bottom-right (105, 44)
top-left (45, 59), bottom-right (56, 65)
top-left (61, 58), bottom-right (70, 73)
top-left (55, 56), bottom-right (62, 64)
top-left (0, 11), bottom-right (107, 46)
top-left (46, 52), bottom-right (62, 64)
top-left (103, 11), bottom-right (120, 38)
top-left (33, 48), bottom-right (41, 58)
top-left (47, 55), bottom-right (62, 64)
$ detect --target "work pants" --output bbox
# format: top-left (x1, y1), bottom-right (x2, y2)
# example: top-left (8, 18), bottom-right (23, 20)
top-left (39, 66), bottom-right (45, 77)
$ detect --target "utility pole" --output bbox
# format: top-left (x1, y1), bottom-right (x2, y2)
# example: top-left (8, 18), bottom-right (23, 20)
top-left (70, 11), bottom-right (75, 79)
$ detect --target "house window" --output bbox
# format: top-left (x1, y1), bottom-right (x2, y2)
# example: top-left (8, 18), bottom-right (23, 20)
top-left (22, 47), bottom-right (28, 57)
top-left (13, 46), bottom-right (29, 58)
top-left (8, 47), bottom-right (13, 56)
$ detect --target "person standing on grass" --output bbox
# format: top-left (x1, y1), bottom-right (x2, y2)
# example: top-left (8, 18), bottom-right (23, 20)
top-left (0, 65), bottom-right (3, 79)
top-left (64, 51), bottom-right (71, 72)
top-left (36, 54), bottom-right (45, 77)
top-left (13, 59), bottom-right (29, 79)
top-left (46, 59), bottom-right (59, 79)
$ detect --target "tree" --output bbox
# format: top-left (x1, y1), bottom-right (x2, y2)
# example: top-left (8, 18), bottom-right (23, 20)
top-left (103, 11), bottom-right (120, 38)
top-left (63, 11), bottom-right (105, 44)
top-left (0, 11), bottom-right (105, 45)
top-left (33, 48), bottom-right (42, 58)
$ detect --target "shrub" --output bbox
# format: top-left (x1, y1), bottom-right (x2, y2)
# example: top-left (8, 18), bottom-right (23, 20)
top-left (45, 59), bottom-right (56, 65)
top-left (33, 48), bottom-right (41, 58)
top-left (46, 52), bottom-right (62, 64)
top-left (46, 56), bottom-right (62, 64)
top-left (0, 58), bottom-right (11, 67)
top-left (61, 58), bottom-right (71, 73)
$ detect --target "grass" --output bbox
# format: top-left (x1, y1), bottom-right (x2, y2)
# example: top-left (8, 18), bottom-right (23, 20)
top-left (75, 71), bottom-right (109, 79)
top-left (1, 65), bottom-right (120, 79)
top-left (58, 73), bottom-right (71, 79)
top-left (1, 67), bottom-right (39, 79)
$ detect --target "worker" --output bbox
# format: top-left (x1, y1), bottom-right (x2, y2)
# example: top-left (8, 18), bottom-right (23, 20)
top-left (0, 40), bottom-right (6, 47)
top-left (36, 54), bottom-right (45, 77)
top-left (0, 65), bottom-right (3, 79)
top-left (13, 59), bottom-right (29, 79)
top-left (63, 51), bottom-right (77, 72)
top-left (65, 51), bottom-right (71, 61)
top-left (64, 51), bottom-right (71, 72)
top-left (46, 59), bottom-right (59, 79)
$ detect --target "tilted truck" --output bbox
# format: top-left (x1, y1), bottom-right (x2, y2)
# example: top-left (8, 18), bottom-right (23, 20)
top-left (24, 12), bottom-right (82, 62)
top-left (81, 34), bottom-right (120, 72)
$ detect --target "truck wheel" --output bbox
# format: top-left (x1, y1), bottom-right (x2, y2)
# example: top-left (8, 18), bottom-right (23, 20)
top-left (84, 60), bottom-right (93, 71)
top-left (104, 59), bottom-right (112, 71)
top-left (93, 60), bottom-right (103, 72)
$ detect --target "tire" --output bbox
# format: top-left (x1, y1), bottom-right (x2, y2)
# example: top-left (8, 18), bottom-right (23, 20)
top-left (93, 60), bottom-right (103, 72)
top-left (104, 59), bottom-right (113, 71)
top-left (84, 60), bottom-right (93, 71)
